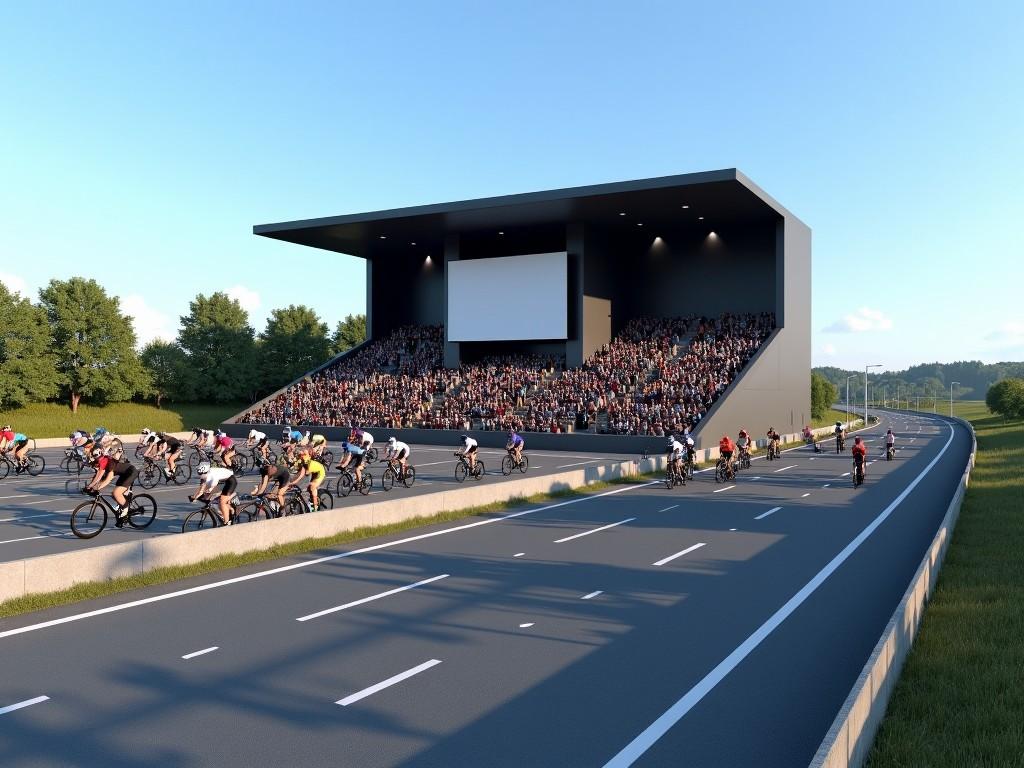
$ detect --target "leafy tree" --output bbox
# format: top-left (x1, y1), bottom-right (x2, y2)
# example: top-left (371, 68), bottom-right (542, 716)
top-left (140, 340), bottom-right (194, 407)
top-left (986, 378), bottom-right (1024, 420)
top-left (38, 278), bottom-right (150, 412)
top-left (178, 292), bottom-right (256, 402)
top-left (0, 282), bottom-right (59, 408)
top-left (332, 313), bottom-right (366, 355)
top-left (811, 371), bottom-right (838, 421)
top-left (258, 305), bottom-right (331, 392)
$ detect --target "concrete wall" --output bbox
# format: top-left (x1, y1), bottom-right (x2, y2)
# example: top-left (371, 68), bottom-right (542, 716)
top-left (809, 413), bottom-right (976, 768)
top-left (583, 295), bottom-right (611, 361)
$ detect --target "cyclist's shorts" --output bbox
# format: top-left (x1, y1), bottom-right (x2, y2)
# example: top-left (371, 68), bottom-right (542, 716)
top-left (219, 476), bottom-right (238, 496)
top-left (115, 467), bottom-right (139, 488)
top-left (465, 445), bottom-right (477, 454)
top-left (257, 437), bottom-right (269, 448)
top-left (720, 450), bottom-right (733, 460)
top-left (351, 453), bottom-right (365, 468)
top-left (396, 448), bottom-right (409, 460)
top-left (271, 467), bottom-right (290, 486)
top-left (13, 439), bottom-right (28, 450)
top-left (162, 439), bottom-right (182, 453)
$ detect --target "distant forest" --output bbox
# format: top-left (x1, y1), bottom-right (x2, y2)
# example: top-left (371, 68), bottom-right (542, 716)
top-left (814, 361), bottom-right (1024, 405)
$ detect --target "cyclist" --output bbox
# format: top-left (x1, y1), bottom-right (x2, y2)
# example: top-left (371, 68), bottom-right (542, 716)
top-left (310, 433), bottom-right (328, 461)
top-left (851, 436), bottom-right (868, 483)
top-left (718, 434), bottom-right (736, 478)
top-left (351, 427), bottom-right (375, 453)
top-left (802, 425), bottom-right (821, 452)
top-left (252, 461), bottom-right (291, 513)
top-left (288, 448), bottom-right (327, 512)
top-left (834, 421), bottom-right (846, 452)
top-left (682, 428), bottom-right (696, 466)
top-left (336, 440), bottom-right (367, 486)
top-left (84, 447), bottom-right (138, 527)
top-left (190, 427), bottom-right (215, 451)
top-left (247, 428), bottom-right (270, 463)
top-left (212, 429), bottom-right (236, 469)
top-left (69, 429), bottom-right (93, 460)
top-left (190, 461), bottom-right (237, 526)
top-left (93, 426), bottom-right (117, 452)
top-left (885, 428), bottom-right (896, 458)
top-left (506, 429), bottom-right (525, 466)
top-left (9, 429), bottom-right (31, 470)
top-left (667, 435), bottom-right (685, 478)
top-left (141, 428), bottom-right (161, 458)
top-left (766, 426), bottom-right (781, 457)
top-left (458, 433), bottom-right (479, 473)
top-left (155, 432), bottom-right (183, 478)
top-left (736, 428), bottom-right (751, 462)
top-left (385, 436), bottom-right (411, 476)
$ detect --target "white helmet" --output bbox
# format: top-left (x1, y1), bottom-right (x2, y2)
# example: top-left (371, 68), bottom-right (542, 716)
top-left (197, 461), bottom-right (211, 476)
top-left (388, 436), bottom-right (397, 445)
top-left (141, 428), bottom-right (151, 436)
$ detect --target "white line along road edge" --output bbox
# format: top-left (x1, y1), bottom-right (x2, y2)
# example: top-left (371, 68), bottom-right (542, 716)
top-left (296, 574), bottom-right (449, 622)
top-left (553, 518), bottom-right (635, 544)
top-left (336, 659), bottom-right (442, 707)
top-left (0, 695), bottom-right (49, 715)
top-left (0, 481), bottom-right (657, 641)
top-left (603, 421), bottom-right (957, 768)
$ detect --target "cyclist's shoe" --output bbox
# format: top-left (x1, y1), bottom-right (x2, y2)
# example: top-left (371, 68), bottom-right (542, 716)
top-left (114, 508), bottom-right (128, 528)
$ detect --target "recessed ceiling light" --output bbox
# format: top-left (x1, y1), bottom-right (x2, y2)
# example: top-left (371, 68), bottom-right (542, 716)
top-left (619, 212), bottom-right (626, 216)
top-left (379, 235), bottom-right (387, 239)
top-left (698, 216), bottom-right (704, 221)
top-left (498, 231), bottom-right (504, 235)
top-left (681, 205), bottom-right (689, 209)
top-left (637, 222), bottom-right (643, 227)
top-left (411, 242), bottom-right (416, 246)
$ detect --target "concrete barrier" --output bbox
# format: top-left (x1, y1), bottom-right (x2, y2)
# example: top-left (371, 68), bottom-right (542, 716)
top-left (808, 413), bottom-right (976, 768)
top-left (1, 455), bottom-right (665, 605)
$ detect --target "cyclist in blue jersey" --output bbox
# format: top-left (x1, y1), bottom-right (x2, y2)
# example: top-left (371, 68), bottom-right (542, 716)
top-left (506, 430), bottom-right (525, 465)
top-left (337, 440), bottom-right (367, 485)
top-left (11, 431), bottom-right (31, 470)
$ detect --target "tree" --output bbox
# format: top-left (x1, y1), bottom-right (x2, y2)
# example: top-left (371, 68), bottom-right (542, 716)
top-left (332, 313), bottom-right (366, 355)
top-left (178, 292), bottom-right (256, 402)
top-left (0, 282), bottom-right (59, 408)
top-left (38, 278), bottom-right (150, 412)
top-left (258, 305), bottom-right (331, 393)
top-left (811, 371), bottom-right (838, 421)
top-left (140, 340), bottom-right (194, 408)
top-left (986, 378), bottom-right (1024, 420)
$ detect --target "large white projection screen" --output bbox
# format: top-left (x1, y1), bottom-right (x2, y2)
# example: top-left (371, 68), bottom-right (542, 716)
top-left (448, 252), bottom-right (567, 341)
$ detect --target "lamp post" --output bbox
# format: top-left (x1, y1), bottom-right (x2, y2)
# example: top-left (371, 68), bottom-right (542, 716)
top-left (846, 374), bottom-right (858, 426)
top-left (950, 381), bottom-right (959, 417)
top-left (866, 365), bottom-right (882, 424)
top-left (896, 383), bottom-right (901, 411)
top-left (882, 385), bottom-right (887, 409)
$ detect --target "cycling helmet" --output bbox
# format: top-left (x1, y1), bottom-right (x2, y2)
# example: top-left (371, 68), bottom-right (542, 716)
top-left (854, 436), bottom-right (863, 444)
top-left (340, 441), bottom-right (349, 450)
top-left (68, 432), bottom-right (76, 440)
top-left (197, 461), bottom-right (211, 475)
top-left (95, 427), bottom-right (108, 435)
top-left (215, 429), bottom-right (225, 437)
top-left (388, 436), bottom-right (397, 445)
top-left (460, 434), bottom-right (469, 440)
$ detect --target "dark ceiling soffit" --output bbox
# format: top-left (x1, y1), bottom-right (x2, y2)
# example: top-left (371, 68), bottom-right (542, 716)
top-left (253, 168), bottom-right (740, 235)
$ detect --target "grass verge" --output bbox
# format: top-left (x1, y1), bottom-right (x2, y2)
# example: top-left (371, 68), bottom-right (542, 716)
top-left (0, 401), bottom-right (246, 439)
top-left (0, 473), bottom-right (656, 620)
top-left (866, 401), bottom-right (1024, 766)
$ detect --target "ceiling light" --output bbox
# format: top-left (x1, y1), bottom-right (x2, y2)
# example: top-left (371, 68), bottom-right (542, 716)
top-left (619, 212), bottom-right (626, 216)
top-left (379, 235), bottom-right (387, 239)
top-left (411, 242), bottom-right (416, 246)
top-left (681, 205), bottom-right (689, 209)
top-left (637, 222), bottom-right (643, 227)
top-left (698, 216), bottom-right (704, 221)
top-left (498, 231), bottom-right (504, 235)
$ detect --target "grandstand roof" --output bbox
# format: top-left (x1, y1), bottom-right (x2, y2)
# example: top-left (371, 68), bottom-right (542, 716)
top-left (254, 168), bottom-right (801, 259)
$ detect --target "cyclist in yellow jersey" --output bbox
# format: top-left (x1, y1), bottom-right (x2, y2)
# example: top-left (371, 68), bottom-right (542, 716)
top-left (287, 448), bottom-right (326, 511)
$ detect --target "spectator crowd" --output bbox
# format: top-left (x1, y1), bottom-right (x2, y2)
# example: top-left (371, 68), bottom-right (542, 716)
top-left (240, 313), bottom-right (775, 436)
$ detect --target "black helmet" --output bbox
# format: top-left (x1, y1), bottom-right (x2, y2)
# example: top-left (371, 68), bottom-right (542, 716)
top-left (460, 434), bottom-right (469, 440)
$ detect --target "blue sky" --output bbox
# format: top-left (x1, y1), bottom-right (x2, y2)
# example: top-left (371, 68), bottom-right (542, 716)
top-left (1, 1), bottom-right (1021, 371)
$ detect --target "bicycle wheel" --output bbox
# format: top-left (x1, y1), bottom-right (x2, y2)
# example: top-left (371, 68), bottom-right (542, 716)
top-left (71, 500), bottom-right (107, 539)
top-left (285, 496), bottom-right (305, 516)
top-left (266, 449), bottom-right (278, 465)
top-left (188, 449), bottom-right (203, 469)
top-left (0, 459), bottom-right (8, 480)
top-left (715, 463), bottom-right (726, 483)
top-left (402, 466), bottom-right (416, 488)
top-left (455, 462), bottom-right (467, 483)
top-left (138, 462), bottom-right (160, 489)
top-left (518, 455), bottom-right (528, 474)
top-left (172, 462), bottom-right (191, 484)
top-left (318, 489), bottom-right (334, 510)
top-left (367, 447), bottom-right (379, 463)
top-left (134, 444), bottom-right (146, 458)
top-left (231, 455), bottom-right (247, 477)
top-left (127, 493), bottom-right (157, 529)
top-left (60, 455), bottom-right (72, 473)
top-left (337, 473), bottom-right (353, 497)
top-left (382, 467), bottom-right (396, 491)
top-left (358, 472), bottom-right (372, 495)
top-left (665, 474), bottom-right (674, 490)
top-left (182, 509), bottom-right (217, 532)
top-left (473, 461), bottom-right (485, 479)
top-left (320, 450), bottom-right (334, 469)
top-left (26, 454), bottom-right (45, 476)
top-left (502, 455), bottom-right (514, 476)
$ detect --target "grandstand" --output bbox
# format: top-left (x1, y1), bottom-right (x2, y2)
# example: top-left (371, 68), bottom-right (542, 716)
top-left (231, 169), bottom-right (810, 451)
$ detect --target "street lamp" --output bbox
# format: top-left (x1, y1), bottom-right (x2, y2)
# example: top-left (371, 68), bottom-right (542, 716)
top-left (950, 381), bottom-right (959, 417)
top-left (866, 365), bottom-right (882, 424)
top-left (882, 385), bottom-right (887, 409)
top-left (846, 374), bottom-right (858, 426)
top-left (896, 383), bottom-right (901, 411)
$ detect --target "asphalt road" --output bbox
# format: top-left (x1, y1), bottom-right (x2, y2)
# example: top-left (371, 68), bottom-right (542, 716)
top-left (0, 411), bottom-right (972, 767)
top-left (0, 442), bottom-right (635, 563)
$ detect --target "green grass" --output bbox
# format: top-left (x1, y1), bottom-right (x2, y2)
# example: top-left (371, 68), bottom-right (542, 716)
top-left (0, 401), bottom-right (246, 439)
top-left (813, 407), bottom-right (864, 428)
top-left (866, 400), bottom-right (1024, 767)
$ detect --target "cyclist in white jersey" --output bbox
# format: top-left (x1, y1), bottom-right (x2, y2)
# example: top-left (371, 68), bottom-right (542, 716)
top-left (458, 434), bottom-right (479, 472)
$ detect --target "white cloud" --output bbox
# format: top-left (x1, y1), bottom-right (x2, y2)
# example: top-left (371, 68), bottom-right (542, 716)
top-left (120, 294), bottom-right (176, 347)
top-left (984, 320), bottom-right (1024, 348)
top-left (824, 307), bottom-right (893, 333)
top-left (227, 285), bottom-right (261, 315)
top-left (822, 343), bottom-right (837, 356)
top-left (0, 272), bottom-right (28, 297)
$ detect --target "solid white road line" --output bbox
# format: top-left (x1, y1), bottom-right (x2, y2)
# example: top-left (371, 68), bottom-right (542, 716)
top-left (181, 647), bottom-right (218, 660)
top-left (554, 518), bottom-right (635, 544)
top-left (0, 481), bottom-right (657, 640)
top-left (801, 493), bottom-right (811, 498)
top-left (747, 476), bottom-right (761, 481)
top-left (652, 543), bottom-right (706, 566)
top-left (513, 552), bottom-right (525, 558)
top-left (336, 659), bottom-right (442, 707)
top-left (556, 459), bottom-right (604, 468)
top-left (841, 472), bottom-right (851, 477)
top-left (0, 494), bottom-right (35, 502)
top-left (772, 465), bottom-right (798, 473)
top-left (296, 574), bottom-right (449, 622)
top-left (712, 485), bottom-right (735, 493)
top-left (0, 695), bottom-right (49, 715)
top-left (0, 512), bottom-right (56, 523)
top-left (601, 421), bottom-right (957, 768)
top-left (581, 591), bottom-right (603, 600)
top-left (519, 622), bottom-right (535, 628)
top-left (754, 507), bottom-right (782, 520)
top-left (656, 505), bottom-right (678, 513)
top-left (823, 484), bottom-right (831, 488)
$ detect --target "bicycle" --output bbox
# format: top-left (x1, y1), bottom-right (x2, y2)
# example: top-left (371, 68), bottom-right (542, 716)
top-left (335, 467), bottom-right (373, 497)
top-left (0, 450), bottom-right (45, 479)
top-left (852, 458), bottom-right (866, 488)
top-left (766, 440), bottom-right (780, 461)
top-left (715, 456), bottom-right (736, 483)
top-left (237, 493), bottom-right (283, 522)
top-left (836, 433), bottom-right (845, 454)
top-left (70, 488), bottom-right (157, 539)
top-left (501, 449), bottom-right (529, 476)
top-left (242, 445), bottom-right (279, 469)
top-left (683, 450), bottom-right (696, 480)
top-left (181, 495), bottom-right (245, 532)
top-left (60, 447), bottom-right (90, 474)
top-left (186, 445), bottom-right (215, 469)
top-left (454, 453), bottom-right (485, 483)
top-left (737, 446), bottom-right (752, 470)
top-left (381, 459), bottom-right (417, 491)
top-left (283, 485), bottom-right (334, 515)
top-left (137, 455), bottom-right (192, 489)
top-left (886, 444), bottom-right (895, 461)
top-left (664, 462), bottom-right (687, 489)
